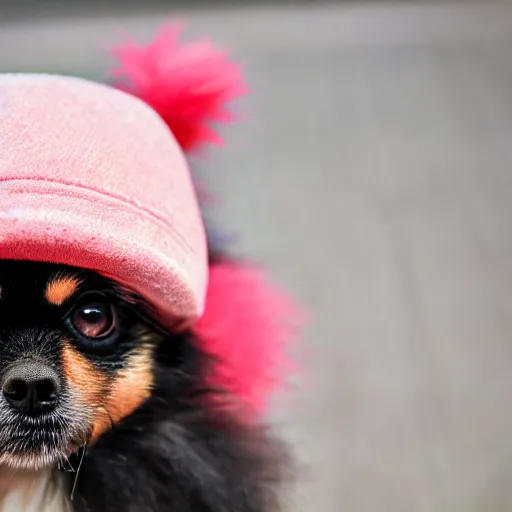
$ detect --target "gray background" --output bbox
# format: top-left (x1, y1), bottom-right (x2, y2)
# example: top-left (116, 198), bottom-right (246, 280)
top-left (2, 1), bottom-right (512, 510)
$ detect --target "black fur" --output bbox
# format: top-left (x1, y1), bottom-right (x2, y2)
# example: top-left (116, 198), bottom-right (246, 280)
top-left (72, 330), bottom-right (287, 512)
top-left (0, 257), bottom-right (289, 511)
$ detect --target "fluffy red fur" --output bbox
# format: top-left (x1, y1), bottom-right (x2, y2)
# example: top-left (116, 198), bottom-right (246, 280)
top-left (110, 23), bottom-right (247, 152)
top-left (193, 263), bottom-right (303, 418)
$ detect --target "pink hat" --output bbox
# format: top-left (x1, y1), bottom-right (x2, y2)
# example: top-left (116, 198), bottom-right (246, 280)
top-left (0, 25), bottom-right (244, 329)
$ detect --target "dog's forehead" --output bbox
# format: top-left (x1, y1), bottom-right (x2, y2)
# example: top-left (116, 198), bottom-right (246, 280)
top-left (44, 272), bottom-right (83, 306)
top-left (0, 261), bottom-right (89, 306)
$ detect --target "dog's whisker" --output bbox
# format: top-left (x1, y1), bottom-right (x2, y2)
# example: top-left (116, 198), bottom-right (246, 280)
top-left (70, 445), bottom-right (87, 501)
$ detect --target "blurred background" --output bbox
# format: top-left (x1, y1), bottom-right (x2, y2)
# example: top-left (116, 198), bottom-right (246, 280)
top-left (2, 0), bottom-right (512, 510)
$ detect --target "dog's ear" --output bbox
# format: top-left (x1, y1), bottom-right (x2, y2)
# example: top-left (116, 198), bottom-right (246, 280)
top-left (192, 261), bottom-right (304, 419)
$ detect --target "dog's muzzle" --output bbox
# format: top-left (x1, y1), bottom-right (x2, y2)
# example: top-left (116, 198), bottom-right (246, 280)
top-left (1, 360), bottom-right (60, 417)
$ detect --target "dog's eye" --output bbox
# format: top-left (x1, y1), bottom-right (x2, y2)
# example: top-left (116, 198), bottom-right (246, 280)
top-left (71, 295), bottom-right (116, 339)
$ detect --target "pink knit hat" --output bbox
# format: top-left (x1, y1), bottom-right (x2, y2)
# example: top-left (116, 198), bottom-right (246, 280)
top-left (0, 25), bottom-right (244, 329)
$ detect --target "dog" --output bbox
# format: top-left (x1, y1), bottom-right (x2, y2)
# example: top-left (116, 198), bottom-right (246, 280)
top-left (0, 255), bottom-right (288, 512)
top-left (0, 23), bottom-right (300, 512)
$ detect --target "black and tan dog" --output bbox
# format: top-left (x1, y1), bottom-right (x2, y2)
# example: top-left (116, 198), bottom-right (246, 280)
top-left (0, 23), bottom-right (300, 512)
top-left (0, 257), bottom-right (287, 512)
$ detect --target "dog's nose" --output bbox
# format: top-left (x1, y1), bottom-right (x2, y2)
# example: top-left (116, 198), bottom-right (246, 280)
top-left (2, 362), bottom-right (60, 416)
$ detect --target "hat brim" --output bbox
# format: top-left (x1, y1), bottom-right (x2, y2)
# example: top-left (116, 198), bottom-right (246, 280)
top-left (0, 179), bottom-right (207, 329)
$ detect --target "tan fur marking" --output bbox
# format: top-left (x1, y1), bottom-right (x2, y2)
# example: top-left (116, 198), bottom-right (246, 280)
top-left (90, 346), bottom-right (154, 442)
top-left (45, 275), bottom-right (82, 306)
top-left (61, 343), bottom-right (106, 410)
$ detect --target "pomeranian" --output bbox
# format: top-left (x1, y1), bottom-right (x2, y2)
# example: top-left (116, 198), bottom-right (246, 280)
top-left (0, 24), bottom-right (300, 512)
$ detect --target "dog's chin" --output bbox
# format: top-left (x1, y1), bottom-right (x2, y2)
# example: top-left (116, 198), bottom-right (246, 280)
top-left (0, 449), bottom-right (60, 471)
top-left (0, 433), bottom-right (86, 471)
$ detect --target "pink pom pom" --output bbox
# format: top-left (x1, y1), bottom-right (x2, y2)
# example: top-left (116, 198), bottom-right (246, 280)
top-left (193, 262), bottom-right (304, 418)
top-left (110, 23), bottom-right (247, 152)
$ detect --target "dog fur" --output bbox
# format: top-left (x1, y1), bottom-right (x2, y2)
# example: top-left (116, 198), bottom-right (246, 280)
top-left (0, 257), bottom-right (288, 512)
